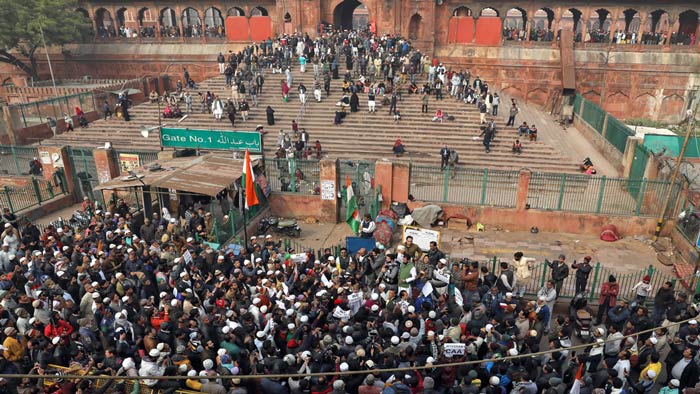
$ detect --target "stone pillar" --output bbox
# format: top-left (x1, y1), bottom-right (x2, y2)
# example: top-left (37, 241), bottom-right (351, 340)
top-left (319, 159), bottom-right (338, 223)
top-left (526, 7), bottom-right (535, 41)
top-left (472, 17), bottom-right (478, 43)
top-left (374, 161), bottom-right (393, 210)
top-left (667, 15), bottom-right (678, 46)
top-left (89, 7), bottom-right (99, 39)
top-left (2, 106), bottom-right (17, 145)
top-left (580, 17), bottom-right (588, 43)
top-left (515, 170), bottom-right (531, 212)
top-left (609, 10), bottom-right (621, 43)
top-left (639, 14), bottom-right (647, 44)
top-left (392, 163), bottom-right (410, 203)
top-left (93, 148), bottom-right (121, 204)
top-left (175, 6), bottom-right (185, 41)
top-left (37, 146), bottom-right (78, 202)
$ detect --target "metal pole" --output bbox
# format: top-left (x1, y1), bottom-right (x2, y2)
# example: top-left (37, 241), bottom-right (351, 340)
top-left (653, 107), bottom-right (697, 241)
top-left (38, 23), bottom-right (63, 115)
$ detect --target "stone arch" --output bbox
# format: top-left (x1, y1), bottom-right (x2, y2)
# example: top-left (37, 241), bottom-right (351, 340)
top-left (408, 13), bottom-right (422, 40)
top-left (205, 7), bottom-right (225, 31)
top-left (284, 12), bottom-right (292, 23)
top-left (632, 93), bottom-right (657, 118)
top-left (95, 8), bottom-right (114, 37)
top-left (504, 7), bottom-right (526, 30)
top-left (160, 8), bottom-right (178, 27)
top-left (182, 7), bottom-right (201, 37)
top-left (582, 90), bottom-right (601, 103)
top-left (251, 6), bottom-right (269, 17)
top-left (138, 7), bottom-right (152, 25)
top-left (501, 85), bottom-right (523, 98)
top-left (526, 87), bottom-right (548, 106)
top-left (76, 7), bottom-right (90, 20)
top-left (648, 9), bottom-right (669, 34)
top-left (333, 1), bottom-right (366, 30)
top-left (227, 7), bottom-right (245, 17)
top-left (678, 10), bottom-right (699, 39)
top-left (590, 8), bottom-right (611, 32)
top-left (533, 8), bottom-right (554, 34)
top-left (561, 8), bottom-right (582, 34)
top-left (660, 94), bottom-right (686, 121)
top-left (480, 7), bottom-right (499, 17)
top-left (619, 9), bottom-right (641, 33)
top-left (116, 7), bottom-right (128, 31)
top-left (452, 6), bottom-right (472, 17)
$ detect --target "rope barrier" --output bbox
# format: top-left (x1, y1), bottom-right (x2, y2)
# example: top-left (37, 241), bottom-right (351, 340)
top-left (9, 314), bottom-right (696, 381)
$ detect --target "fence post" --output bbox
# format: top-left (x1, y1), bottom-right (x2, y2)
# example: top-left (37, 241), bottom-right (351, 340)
top-left (601, 113), bottom-right (609, 137)
top-left (589, 262), bottom-right (601, 302)
top-left (491, 256), bottom-right (497, 273)
top-left (557, 174), bottom-right (566, 210)
top-left (10, 146), bottom-right (21, 176)
top-left (3, 186), bottom-right (13, 213)
top-left (541, 260), bottom-right (549, 288)
top-left (290, 159), bottom-right (297, 192)
top-left (443, 165), bottom-right (450, 203)
top-left (595, 176), bottom-right (607, 214)
top-left (229, 209), bottom-right (236, 236)
top-left (647, 264), bottom-right (654, 277)
top-left (694, 269), bottom-right (700, 299)
top-left (47, 180), bottom-right (54, 199)
top-left (635, 178), bottom-right (647, 215)
top-left (480, 169), bottom-right (489, 205)
top-left (31, 177), bottom-right (42, 205)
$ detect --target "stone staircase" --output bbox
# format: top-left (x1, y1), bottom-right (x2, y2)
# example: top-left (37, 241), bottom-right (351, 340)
top-left (42, 70), bottom-right (579, 173)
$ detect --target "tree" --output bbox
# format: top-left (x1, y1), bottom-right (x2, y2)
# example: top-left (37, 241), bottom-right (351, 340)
top-left (0, 0), bottom-right (91, 80)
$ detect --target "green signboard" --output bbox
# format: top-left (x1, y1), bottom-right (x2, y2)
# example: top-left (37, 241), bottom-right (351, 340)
top-left (160, 128), bottom-right (262, 152)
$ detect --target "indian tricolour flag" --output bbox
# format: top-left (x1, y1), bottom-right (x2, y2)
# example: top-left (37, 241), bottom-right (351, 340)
top-left (242, 149), bottom-right (259, 209)
top-left (345, 176), bottom-right (360, 234)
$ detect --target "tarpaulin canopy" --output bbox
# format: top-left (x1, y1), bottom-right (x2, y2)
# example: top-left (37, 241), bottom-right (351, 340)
top-left (94, 153), bottom-right (249, 197)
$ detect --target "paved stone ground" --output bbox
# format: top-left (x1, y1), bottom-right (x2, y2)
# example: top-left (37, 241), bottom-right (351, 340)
top-left (497, 94), bottom-right (619, 177)
top-left (293, 221), bottom-right (673, 277)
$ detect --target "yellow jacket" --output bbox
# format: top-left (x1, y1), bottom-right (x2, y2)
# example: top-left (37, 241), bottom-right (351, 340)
top-left (640, 361), bottom-right (662, 381)
top-left (3, 336), bottom-right (24, 362)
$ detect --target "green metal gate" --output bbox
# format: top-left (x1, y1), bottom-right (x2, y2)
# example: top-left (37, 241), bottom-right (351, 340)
top-left (628, 144), bottom-right (649, 198)
top-left (66, 147), bottom-right (103, 205)
top-left (339, 160), bottom-right (375, 218)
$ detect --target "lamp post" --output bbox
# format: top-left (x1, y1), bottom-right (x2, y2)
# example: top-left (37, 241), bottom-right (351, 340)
top-left (653, 106), bottom-right (699, 241)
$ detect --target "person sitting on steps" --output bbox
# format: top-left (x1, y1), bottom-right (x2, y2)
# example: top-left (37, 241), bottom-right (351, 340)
top-left (512, 139), bottom-right (523, 155)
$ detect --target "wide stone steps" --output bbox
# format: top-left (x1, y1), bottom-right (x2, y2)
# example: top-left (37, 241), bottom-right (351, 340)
top-left (43, 71), bottom-right (579, 173)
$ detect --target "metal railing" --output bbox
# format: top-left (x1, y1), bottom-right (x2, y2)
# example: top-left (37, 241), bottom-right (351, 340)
top-left (0, 175), bottom-right (68, 214)
top-left (0, 146), bottom-right (40, 176)
top-left (264, 158), bottom-right (320, 195)
top-left (409, 164), bottom-right (679, 218)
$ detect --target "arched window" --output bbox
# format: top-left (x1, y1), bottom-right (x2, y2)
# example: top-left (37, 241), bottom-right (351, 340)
top-left (95, 8), bottom-right (114, 37)
top-left (204, 7), bottom-right (225, 37)
top-left (227, 7), bottom-right (244, 17)
top-left (408, 13), bottom-right (422, 40)
top-left (677, 10), bottom-right (699, 45)
top-left (251, 7), bottom-right (269, 17)
top-left (452, 6), bottom-right (471, 17)
top-left (503, 8), bottom-right (526, 40)
top-left (182, 8), bottom-right (201, 37)
top-left (532, 8), bottom-right (554, 41)
top-left (160, 8), bottom-right (179, 38)
top-left (284, 12), bottom-right (292, 23)
top-left (480, 7), bottom-right (499, 17)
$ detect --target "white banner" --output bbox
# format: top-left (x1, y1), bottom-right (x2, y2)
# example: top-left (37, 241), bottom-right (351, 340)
top-left (443, 343), bottom-right (466, 357)
top-left (183, 250), bottom-right (193, 264)
top-left (434, 270), bottom-right (451, 284)
top-left (402, 226), bottom-right (440, 251)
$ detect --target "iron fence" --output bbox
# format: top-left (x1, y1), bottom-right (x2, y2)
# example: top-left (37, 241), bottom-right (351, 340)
top-left (7, 92), bottom-right (96, 129)
top-left (409, 164), bottom-right (522, 209)
top-left (264, 158), bottom-right (320, 195)
top-left (526, 172), bottom-right (679, 217)
top-left (0, 175), bottom-right (68, 214)
top-left (0, 146), bottom-right (40, 176)
top-left (606, 116), bottom-right (635, 153)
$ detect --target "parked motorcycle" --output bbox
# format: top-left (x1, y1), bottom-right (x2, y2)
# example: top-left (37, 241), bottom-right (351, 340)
top-left (257, 216), bottom-right (301, 237)
top-left (569, 292), bottom-right (593, 340)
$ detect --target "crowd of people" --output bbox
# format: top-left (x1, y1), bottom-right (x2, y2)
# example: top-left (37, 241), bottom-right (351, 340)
top-left (0, 193), bottom-right (699, 394)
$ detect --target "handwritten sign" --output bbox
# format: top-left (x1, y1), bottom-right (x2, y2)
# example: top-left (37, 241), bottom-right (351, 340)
top-left (160, 128), bottom-right (262, 152)
top-left (182, 250), bottom-right (193, 265)
top-left (321, 180), bottom-right (335, 200)
top-left (443, 343), bottom-right (466, 357)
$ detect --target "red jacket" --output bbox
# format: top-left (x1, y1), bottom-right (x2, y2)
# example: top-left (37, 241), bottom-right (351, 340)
top-left (44, 319), bottom-right (73, 339)
top-left (598, 282), bottom-right (620, 307)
